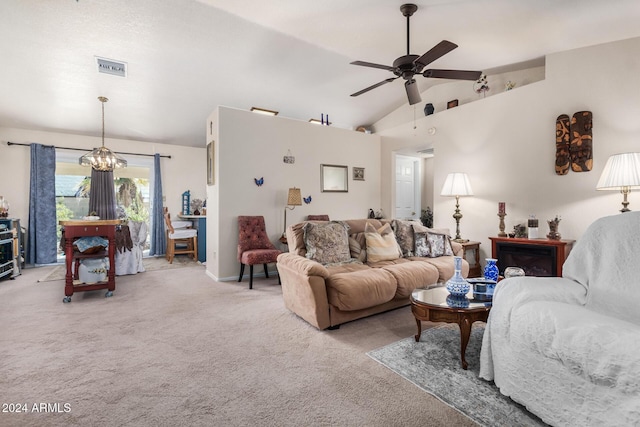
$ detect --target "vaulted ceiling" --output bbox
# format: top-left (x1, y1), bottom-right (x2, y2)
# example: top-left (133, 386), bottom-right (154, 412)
top-left (1, 0), bottom-right (639, 147)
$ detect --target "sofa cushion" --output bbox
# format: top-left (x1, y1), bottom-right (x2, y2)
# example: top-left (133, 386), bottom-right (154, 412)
top-left (325, 261), bottom-right (370, 275)
top-left (391, 219), bottom-right (423, 257)
top-left (409, 255), bottom-right (468, 281)
top-left (303, 221), bottom-right (351, 264)
top-left (326, 268), bottom-right (397, 311)
top-left (382, 261), bottom-right (439, 299)
top-left (364, 222), bottom-right (401, 263)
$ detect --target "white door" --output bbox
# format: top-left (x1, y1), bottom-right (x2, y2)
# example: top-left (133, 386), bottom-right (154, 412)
top-left (395, 155), bottom-right (420, 219)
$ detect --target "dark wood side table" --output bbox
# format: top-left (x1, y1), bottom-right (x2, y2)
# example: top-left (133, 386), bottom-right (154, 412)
top-left (459, 240), bottom-right (481, 277)
top-left (410, 286), bottom-right (491, 370)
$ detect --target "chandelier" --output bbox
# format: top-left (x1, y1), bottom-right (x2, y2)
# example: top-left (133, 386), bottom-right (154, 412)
top-left (79, 96), bottom-right (127, 171)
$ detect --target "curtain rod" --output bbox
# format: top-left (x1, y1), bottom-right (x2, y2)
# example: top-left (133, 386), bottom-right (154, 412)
top-left (6, 141), bottom-right (172, 159)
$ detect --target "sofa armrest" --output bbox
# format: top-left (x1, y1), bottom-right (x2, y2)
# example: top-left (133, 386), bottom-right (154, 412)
top-left (277, 253), bottom-right (330, 279)
top-left (450, 241), bottom-right (463, 256)
top-left (277, 253), bottom-right (332, 329)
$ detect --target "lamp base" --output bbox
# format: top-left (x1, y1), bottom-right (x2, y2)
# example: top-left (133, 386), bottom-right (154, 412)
top-left (452, 238), bottom-right (469, 243)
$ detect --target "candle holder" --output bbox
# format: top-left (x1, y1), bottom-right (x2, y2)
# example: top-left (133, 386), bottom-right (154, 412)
top-left (498, 212), bottom-right (507, 237)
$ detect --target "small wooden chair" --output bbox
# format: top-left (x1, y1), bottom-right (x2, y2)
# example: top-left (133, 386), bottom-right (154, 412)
top-left (164, 208), bottom-right (197, 264)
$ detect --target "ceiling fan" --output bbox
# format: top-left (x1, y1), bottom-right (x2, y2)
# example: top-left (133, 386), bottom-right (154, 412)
top-left (350, 3), bottom-right (482, 105)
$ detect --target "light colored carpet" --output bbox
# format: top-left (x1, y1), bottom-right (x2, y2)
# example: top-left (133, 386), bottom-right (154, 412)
top-left (1, 266), bottom-right (478, 427)
top-left (368, 324), bottom-right (546, 427)
top-left (38, 255), bottom-right (199, 282)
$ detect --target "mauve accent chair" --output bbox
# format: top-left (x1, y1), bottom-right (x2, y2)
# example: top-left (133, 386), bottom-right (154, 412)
top-left (237, 216), bottom-right (282, 289)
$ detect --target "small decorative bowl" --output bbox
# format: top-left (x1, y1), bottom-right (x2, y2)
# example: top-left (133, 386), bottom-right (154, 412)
top-left (82, 216), bottom-right (100, 221)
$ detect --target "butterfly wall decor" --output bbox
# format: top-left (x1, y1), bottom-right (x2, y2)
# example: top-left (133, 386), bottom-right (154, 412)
top-left (303, 195), bottom-right (312, 204)
top-left (254, 177), bottom-right (264, 187)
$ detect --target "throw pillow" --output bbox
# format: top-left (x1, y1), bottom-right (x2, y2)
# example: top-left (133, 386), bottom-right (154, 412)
top-left (413, 230), bottom-right (454, 258)
top-left (348, 235), bottom-right (367, 263)
top-left (364, 222), bottom-right (401, 263)
top-left (427, 232), bottom-right (454, 257)
top-left (391, 219), bottom-right (423, 257)
top-left (303, 221), bottom-right (351, 264)
top-left (413, 231), bottom-right (431, 257)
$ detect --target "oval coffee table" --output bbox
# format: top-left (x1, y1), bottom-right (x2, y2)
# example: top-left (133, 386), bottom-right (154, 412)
top-left (410, 285), bottom-right (492, 370)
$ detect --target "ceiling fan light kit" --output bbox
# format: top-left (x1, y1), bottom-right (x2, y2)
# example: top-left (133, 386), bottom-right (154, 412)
top-left (350, 3), bottom-right (482, 106)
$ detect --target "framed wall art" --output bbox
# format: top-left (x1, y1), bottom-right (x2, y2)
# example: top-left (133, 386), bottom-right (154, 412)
top-left (353, 167), bottom-right (365, 181)
top-left (207, 141), bottom-right (215, 185)
top-left (321, 164), bottom-right (348, 192)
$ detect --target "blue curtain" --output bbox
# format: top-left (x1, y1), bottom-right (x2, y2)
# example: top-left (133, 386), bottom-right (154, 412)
top-left (27, 143), bottom-right (57, 264)
top-left (88, 168), bottom-right (117, 219)
top-left (149, 154), bottom-right (166, 255)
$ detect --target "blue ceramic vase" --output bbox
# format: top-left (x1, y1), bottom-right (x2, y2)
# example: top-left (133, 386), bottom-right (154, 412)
top-left (484, 258), bottom-right (499, 282)
top-left (446, 256), bottom-right (470, 296)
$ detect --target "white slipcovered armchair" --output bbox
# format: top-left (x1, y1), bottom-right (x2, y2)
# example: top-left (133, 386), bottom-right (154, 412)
top-left (480, 212), bottom-right (640, 426)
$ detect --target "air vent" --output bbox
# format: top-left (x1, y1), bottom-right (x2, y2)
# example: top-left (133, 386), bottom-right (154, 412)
top-left (96, 57), bottom-right (127, 77)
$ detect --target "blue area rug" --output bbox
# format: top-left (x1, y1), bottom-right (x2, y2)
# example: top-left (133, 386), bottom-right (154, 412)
top-left (367, 324), bottom-right (546, 427)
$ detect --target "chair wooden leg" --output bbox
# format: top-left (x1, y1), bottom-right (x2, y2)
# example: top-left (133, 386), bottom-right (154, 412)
top-left (238, 264), bottom-right (245, 282)
top-left (192, 237), bottom-right (198, 262)
top-left (263, 264), bottom-right (269, 278)
top-left (167, 240), bottom-right (174, 264)
top-left (249, 264), bottom-right (254, 289)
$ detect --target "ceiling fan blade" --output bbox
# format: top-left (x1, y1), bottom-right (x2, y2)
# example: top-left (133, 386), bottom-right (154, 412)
top-left (351, 77), bottom-right (398, 97)
top-left (414, 40), bottom-right (458, 70)
top-left (350, 60), bottom-right (395, 72)
top-left (405, 79), bottom-right (422, 105)
top-left (423, 69), bottom-right (482, 80)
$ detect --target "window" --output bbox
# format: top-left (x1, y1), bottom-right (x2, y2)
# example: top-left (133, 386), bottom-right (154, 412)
top-left (54, 150), bottom-right (152, 255)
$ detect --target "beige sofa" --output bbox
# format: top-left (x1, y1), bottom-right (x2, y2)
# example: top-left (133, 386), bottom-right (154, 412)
top-left (277, 219), bottom-right (469, 329)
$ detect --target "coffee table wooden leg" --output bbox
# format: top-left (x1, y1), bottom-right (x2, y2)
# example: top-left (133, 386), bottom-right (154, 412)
top-left (458, 316), bottom-right (472, 370)
top-left (414, 317), bottom-right (422, 342)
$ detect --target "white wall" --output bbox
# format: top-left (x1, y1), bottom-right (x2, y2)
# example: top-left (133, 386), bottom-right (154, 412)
top-left (0, 127), bottom-right (206, 229)
top-left (206, 106), bottom-right (381, 281)
top-left (376, 36), bottom-right (640, 262)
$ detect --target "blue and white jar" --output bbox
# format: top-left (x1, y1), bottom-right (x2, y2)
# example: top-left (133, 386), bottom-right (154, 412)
top-left (484, 258), bottom-right (499, 282)
top-left (446, 256), bottom-right (470, 296)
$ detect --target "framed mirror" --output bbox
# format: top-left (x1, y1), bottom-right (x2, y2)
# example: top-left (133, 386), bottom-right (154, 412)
top-left (321, 164), bottom-right (348, 192)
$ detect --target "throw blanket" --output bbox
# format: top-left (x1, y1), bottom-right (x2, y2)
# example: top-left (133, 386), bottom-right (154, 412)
top-left (563, 211), bottom-right (640, 324)
top-left (480, 212), bottom-right (640, 426)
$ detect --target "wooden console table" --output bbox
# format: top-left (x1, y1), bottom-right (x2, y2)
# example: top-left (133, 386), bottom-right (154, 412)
top-left (60, 220), bottom-right (120, 303)
top-left (489, 237), bottom-right (574, 277)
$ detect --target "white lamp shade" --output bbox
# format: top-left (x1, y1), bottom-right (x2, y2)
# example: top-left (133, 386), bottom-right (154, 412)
top-left (596, 153), bottom-right (640, 190)
top-left (441, 173), bottom-right (474, 197)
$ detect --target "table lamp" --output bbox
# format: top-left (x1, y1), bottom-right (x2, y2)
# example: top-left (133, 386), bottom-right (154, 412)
top-left (283, 187), bottom-right (302, 236)
top-left (441, 173), bottom-right (474, 242)
top-left (596, 152), bottom-right (640, 212)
